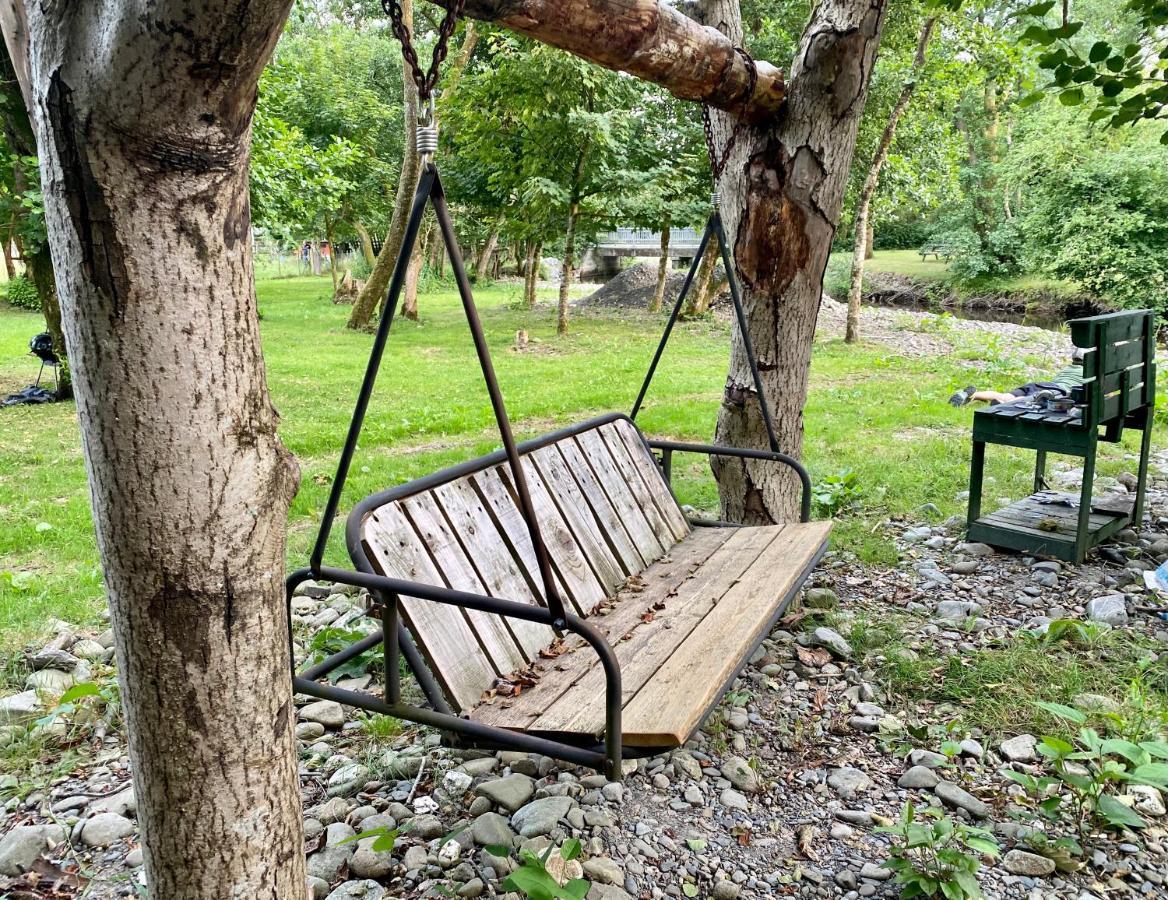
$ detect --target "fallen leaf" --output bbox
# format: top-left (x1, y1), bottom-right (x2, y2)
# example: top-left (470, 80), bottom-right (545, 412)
top-left (795, 646), bottom-right (832, 668)
top-left (796, 825), bottom-right (819, 861)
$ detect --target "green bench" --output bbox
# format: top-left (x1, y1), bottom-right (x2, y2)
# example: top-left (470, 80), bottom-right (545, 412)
top-left (966, 310), bottom-right (1157, 563)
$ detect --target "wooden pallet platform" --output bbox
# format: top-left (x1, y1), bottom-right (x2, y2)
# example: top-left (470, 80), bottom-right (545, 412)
top-left (967, 490), bottom-right (1133, 561)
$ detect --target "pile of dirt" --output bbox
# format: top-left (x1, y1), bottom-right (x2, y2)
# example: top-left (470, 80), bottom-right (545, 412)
top-left (578, 261), bottom-right (725, 310)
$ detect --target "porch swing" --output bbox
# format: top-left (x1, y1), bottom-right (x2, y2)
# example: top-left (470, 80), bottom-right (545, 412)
top-left (287, 0), bottom-right (830, 780)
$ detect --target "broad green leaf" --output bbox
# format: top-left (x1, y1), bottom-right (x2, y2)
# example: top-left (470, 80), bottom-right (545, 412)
top-left (1023, 0), bottom-right (1057, 15)
top-left (1035, 701), bottom-right (1086, 724)
top-left (1097, 793), bottom-right (1146, 829)
top-left (1017, 91), bottom-right (1046, 108)
top-left (1132, 763), bottom-right (1168, 787)
top-left (1021, 25), bottom-right (1057, 45)
top-left (57, 682), bottom-right (102, 704)
top-left (560, 838), bottom-right (582, 861)
top-left (560, 880), bottom-right (590, 900)
top-left (1039, 736), bottom-right (1074, 756)
top-left (1089, 41), bottom-right (1112, 62)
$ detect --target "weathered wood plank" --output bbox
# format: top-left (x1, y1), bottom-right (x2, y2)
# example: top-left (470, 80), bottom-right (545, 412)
top-left (400, 492), bottom-right (530, 676)
top-left (594, 422), bottom-right (676, 548)
top-left (620, 521), bottom-right (832, 746)
top-left (531, 445), bottom-right (627, 593)
top-left (555, 438), bottom-right (648, 573)
top-left (431, 478), bottom-right (555, 662)
top-left (471, 526), bottom-right (735, 731)
top-left (530, 525), bottom-right (785, 737)
top-left (610, 418), bottom-right (690, 541)
top-left (362, 506), bottom-right (497, 711)
top-left (574, 429), bottom-right (667, 564)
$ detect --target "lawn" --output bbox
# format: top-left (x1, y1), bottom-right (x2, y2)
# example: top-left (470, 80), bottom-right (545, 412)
top-left (0, 275), bottom-right (1158, 649)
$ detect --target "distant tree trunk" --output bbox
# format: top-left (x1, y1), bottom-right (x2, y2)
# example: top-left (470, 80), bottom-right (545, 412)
top-left (2, 217), bottom-right (15, 279)
top-left (475, 218), bottom-right (501, 281)
top-left (524, 239), bottom-right (541, 307)
top-left (349, 0), bottom-right (419, 330)
top-left (325, 217), bottom-right (339, 295)
top-left (864, 221), bottom-right (874, 259)
top-left (2, 2), bottom-right (307, 898)
top-left (558, 139), bottom-right (590, 335)
top-left (845, 15), bottom-right (936, 344)
top-left (402, 223), bottom-right (433, 320)
top-left (492, 249), bottom-right (501, 279)
top-left (650, 214), bottom-right (670, 312)
top-left (309, 240), bottom-right (322, 276)
top-left (353, 220), bottom-right (376, 266)
top-left (683, 232), bottom-right (721, 317)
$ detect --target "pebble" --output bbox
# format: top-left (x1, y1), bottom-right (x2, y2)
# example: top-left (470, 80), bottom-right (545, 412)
top-left (1086, 594), bottom-right (1128, 626)
top-left (80, 813), bottom-right (135, 848)
top-left (999, 734), bottom-right (1038, 762)
top-left (934, 781), bottom-right (991, 818)
top-left (299, 700), bottom-right (346, 729)
top-left (827, 767), bottom-right (872, 799)
top-left (1002, 849), bottom-right (1057, 876)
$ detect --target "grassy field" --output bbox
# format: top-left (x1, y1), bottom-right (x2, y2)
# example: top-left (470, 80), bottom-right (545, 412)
top-left (826, 249), bottom-right (1080, 298)
top-left (0, 275), bottom-right (1159, 649)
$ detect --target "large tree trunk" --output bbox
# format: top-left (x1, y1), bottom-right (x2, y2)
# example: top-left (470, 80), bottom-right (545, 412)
top-left (845, 15), bottom-right (936, 344)
top-left (475, 218), bottom-right (501, 282)
top-left (4, 3), bottom-right (306, 898)
top-left (349, 0), bottom-right (419, 330)
top-left (684, 232), bottom-right (723, 317)
top-left (402, 222), bottom-right (433, 320)
top-left (649, 214), bottom-right (670, 312)
top-left (354, 219), bottom-right (376, 266)
top-left (705, 0), bottom-right (889, 523)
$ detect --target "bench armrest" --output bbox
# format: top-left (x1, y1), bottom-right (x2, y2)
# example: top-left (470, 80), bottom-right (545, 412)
top-left (645, 439), bottom-right (813, 523)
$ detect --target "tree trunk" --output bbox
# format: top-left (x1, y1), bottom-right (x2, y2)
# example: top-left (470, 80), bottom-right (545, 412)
top-left (309, 239), bottom-right (322, 276)
top-left (325, 217), bottom-right (339, 296)
top-left (354, 220), bottom-right (376, 266)
top-left (4, 3), bottom-right (306, 898)
top-left (524, 239), bottom-right (541, 307)
top-left (475, 219), bottom-right (501, 282)
top-left (403, 223), bottom-right (432, 320)
top-left (649, 214), bottom-right (670, 312)
top-left (704, 0), bottom-right (889, 523)
top-left (845, 15), bottom-right (936, 344)
top-left (558, 204), bottom-right (580, 335)
top-left (864, 221), bottom-right (874, 259)
top-left (348, 0), bottom-right (419, 330)
top-left (3, 216), bottom-right (15, 279)
top-left (684, 232), bottom-right (722, 317)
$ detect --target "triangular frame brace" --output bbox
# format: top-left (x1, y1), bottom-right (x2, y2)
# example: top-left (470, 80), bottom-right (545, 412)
top-left (309, 164), bottom-right (569, 629)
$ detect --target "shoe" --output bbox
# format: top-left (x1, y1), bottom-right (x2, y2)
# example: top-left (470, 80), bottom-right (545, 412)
top-left (948, 385), bottom-right (976, 407)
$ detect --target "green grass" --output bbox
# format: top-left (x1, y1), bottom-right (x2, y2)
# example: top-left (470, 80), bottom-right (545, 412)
top-left (0, 274), bottom-right (1161, 649)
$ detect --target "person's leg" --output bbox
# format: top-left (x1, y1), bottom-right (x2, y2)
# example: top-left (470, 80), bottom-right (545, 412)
top-left (970, 390), bottom-right (1018, 405)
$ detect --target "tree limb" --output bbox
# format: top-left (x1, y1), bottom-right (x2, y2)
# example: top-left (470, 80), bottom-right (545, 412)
top-left (437, 0), bottom-right (784, 120)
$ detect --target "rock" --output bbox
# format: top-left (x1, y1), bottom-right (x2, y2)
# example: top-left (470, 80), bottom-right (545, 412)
top-left (0, 824), bottom-right (64, 876)
top-left (307, 877), bottom-right (330, 900)
top-left (328, 763), bottom-right (371, 798)
top-left (90, 785), bottom-right (137, 818)
top-left (810, 627), bottom-right (852, 659)
top-left (325, 880), bottom-right (385, 900)
top-left (934, 782), bottom-right (990, 819)
top-left (956, 542), bottom-right (995, 557)
top-left (348, 842), bottom-right (395, 879)
top-left (71, 639), bottom-right (107, 660)
top-left (458, 879), bottom-right (485, 898)
top-left (720, 788), bottom-right (749, 811)
top-left (583, 857), bottom-right (624, 884)
top-left (25, 668), bottom-right (75, 695)
top-left (472, 812), bottom-right (516, 847)
top-left (898, 766), bottom-right (940, 790)
top-left (300, 700), bottom-right (346, 729)
top-left (904, 526), bottom-right (932, 543)
top-left (907, 749), bottom-right (948, 768)
top-left (713, 881), bottom-right (741, 900)
top-left (296, 721), bottom-right (326, 741)
top-left (827, 767), bottom-right (872, 800)
top-left (587, 885), bottom-right (634, 900)
top-left (511, 796), bottom-right (574, 837)
top-left (477, 774), bottom-right (535, 813)
top-left (403, 845), bottom-right (428, 871)
top-left (444, 770), bottom-right (474, 794)
top-left (721, 756), bottom-right (759, 793)
top-left (124, 848), bottom-right (143, 867)
top-left (959, 739), bottom-right (984, 759)
top-left (438, 839), bottom-right (461, 866)
top-left (307, 823), bottom-right (356, 881)
top-left (999, 734), bottom-right (1038, 762)
top-left (1002, 849), bottom-right (1056, 877)
top-left (1129, 785), bottom-right (1166, 817)
top-left (0, 691), bottom-right (47, 725)
top-left (378, 749), bottom-right (425, 779)
top-left (859, 863), bottom-right (892, 881)
top-left (1086, 594), bottom-right (1127, 626)
top-left (935, 600), bottom-right (980, 621)
top-left (29, 648), bottom-right (79, 671)
top-left (80, 813), bottom-right (135, 848)
top-left (408, 814), bottom-right (444, 839)
top-left (804, 587), bottom-right (839, 609)
top-left (951, 560), bottom-right (981, 575)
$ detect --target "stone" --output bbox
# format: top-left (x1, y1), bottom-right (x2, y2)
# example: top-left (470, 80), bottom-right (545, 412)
top-left (324, 881), bottom-right (385, 900)
top-left (810, 627), bottom-right (852, 659)
top-left (408, 814), bottom-right (444, 839)
top-left (959, 739), bottom-right (984, 759)
top-left (0, 824), bottom-right (64, 876)
top-left (583, 857), bottom-right (624, 884)
top-left (934, 782), bottom-right (990, 819)
top-left (999, 734), bottom-right (1038, 762)
top-left (1086, 595), bottom-right (1128, 626)
top-left (29, 648), bottom-right (79, 671)
top-left (476, 774), bottom-right (535, 812)
top-left (300, 700), bottom-right (346, 729)
top-left (403, 845), bottom-right (428, 871)
top-left (307, 877), bottom-right (330, 900)
top-left (827, 767), bottom-right (872, 800)
top-left (1002, 849), bottom-right (1056, 877)
top-left (804, 587), bottom-right (839, 610)
top-left (71, 639), bottom-right (108, 660)
top-left (951, 560), bottom-right (981, 575)
top-left (444, 770), bottom-right (474, 795)
top-left (25, 668), bottom-right (74, 695)
top-left (1129, 785), bottom-right (1166, 817)
top-left (0, 690), bottom-right (44, 724)
top-left (587, 886), bottom-right (634, 900)
top-left (859, 863), bottom-right (892, 881)
top-left (328, 763), bottom-right (371, 798)
top-left (935, 600), bottom-right (980, 621)
top-left (348, 842), bottom-right (395, 879)
top-left (898, 766), bottom-right (940, 790)
top-left (307, 823), bottom-right (356, 881)
top-left (957, 542), bottom-right (995, 557)
top-left (124, 848), bottom-right (143, 867)
top-left (296, 721), bottom-right (326, 741)
top-left (720, 756), bottom-right (759, 793)
top-left (472, 812), bottom-right (516, 847)
top-left (80, 813), bottom-right (135, 848)
top-left (713, 881), bottom-right (741, 900)
top-left (512, 796), bottom-right (573, 837)
top-left (907, 749), bottom-right (948, 768)
top-left (720, 788), bottom-right (749, 811)
top-left (438, 839), bottom-right (461, 866)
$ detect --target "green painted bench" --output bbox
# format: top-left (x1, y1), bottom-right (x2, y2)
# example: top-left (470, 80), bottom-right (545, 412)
top-left (966, 310), bottom-right (1157, 563)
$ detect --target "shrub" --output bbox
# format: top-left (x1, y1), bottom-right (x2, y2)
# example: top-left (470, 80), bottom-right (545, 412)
top-left (877, 802), bottom-right (998, 899)
top-left (3, 275), bottom-right (40, 311)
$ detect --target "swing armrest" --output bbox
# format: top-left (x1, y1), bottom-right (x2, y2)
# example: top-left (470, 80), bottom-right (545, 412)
top-left (645, 439), bottom-right (813, 523)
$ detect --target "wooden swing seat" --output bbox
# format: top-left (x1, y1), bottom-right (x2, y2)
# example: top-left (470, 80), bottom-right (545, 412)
top-left (354, 414), bottom-right (830, 749)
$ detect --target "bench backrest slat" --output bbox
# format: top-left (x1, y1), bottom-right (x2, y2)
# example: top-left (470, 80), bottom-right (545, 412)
top-left (359, 417), bottom-right (689, 712)
top-left (1069, 309), bottom-right (1156, 427)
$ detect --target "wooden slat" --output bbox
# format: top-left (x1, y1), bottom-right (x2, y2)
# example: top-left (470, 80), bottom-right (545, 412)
top-left (401, 492), bottom-right (529, 675)
top-left (530, 526), bottom-right (785, 737)
top-left (530, 445), bottom-right (627, 593)
top-left (1099, 340), bottom-right (1148, 375)
top-left (610, 418), bottom-right (690, 541)
top-left (476, 465), bottom-right (605, 616)
top-left (1073, 310), bottom-right (1150, 350)
top-left (472, 526), bottom-right (735, 731)
top-left (431, 479), bottom-right (555, 662)
top-left (620, 521), bottom-right (832, 746)
top-left (362, 506), bottom-right (497, 711)
top-left (575, 429), bottom-right (668, 564)
top-left (555, 438), bottom-right (648, 573)
top-left (594, 422), bottom-right (677, 548)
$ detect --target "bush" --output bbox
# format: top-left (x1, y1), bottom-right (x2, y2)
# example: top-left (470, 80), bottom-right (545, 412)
top-left (347, 255), bottom-right (373, 281)
top-left (3, 275), bottom-right (40, 311)
top-left (873, 215), bottom-right (934, 251)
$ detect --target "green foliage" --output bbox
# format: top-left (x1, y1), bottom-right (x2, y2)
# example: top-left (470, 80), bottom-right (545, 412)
top-left (812, 470), bottom-right (864, 517)
top-left (492, 838), bottom-right (590, 900)
top-left (3, 274), bottom-right (40, 311)
top-left (344, 824), bottom-right (402, 853)
top-left (876, 801), bottom-right (998, 899)
top-left (306, 626), bottom-right (378, 683)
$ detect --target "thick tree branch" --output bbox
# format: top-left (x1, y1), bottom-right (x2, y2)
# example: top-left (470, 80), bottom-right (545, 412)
top-left (438, 0), bottom-right (784, 120)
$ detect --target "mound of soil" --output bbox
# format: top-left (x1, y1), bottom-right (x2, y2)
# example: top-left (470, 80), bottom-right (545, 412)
top-left (578, 261), bottom-right (725, 311)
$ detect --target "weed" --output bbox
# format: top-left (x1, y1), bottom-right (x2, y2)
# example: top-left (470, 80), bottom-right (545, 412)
top-left (877, 801), bottom-right (999, 899)
top-left (356, 713), bottom-right (405, 743)
top-left (812, 470), bottom-right (864, 517)
top-left (485, 837), bottom-right (590, 899)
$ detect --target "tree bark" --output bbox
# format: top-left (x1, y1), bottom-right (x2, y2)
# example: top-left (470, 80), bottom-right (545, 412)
top-left (353, 220), bottom-right (376, 266)
top-left (649, 214), bottom-right (670, 312)
top-left (475, 218), bottom-right (501, 282)
top-left (325, 216), bottom-right (339, 295)
top-left (845, 15), bottom-right (935, 344)
top-left (349, 0), bottom-right (420, 330)
top-left (2, 215), bottom-right (15, 279)
top-left (558, 201), bottom-right (579, 335)
top-left (402, 222), bottom-right (433, 320)
top-left (524, 239), bottom-right (541, 307)
top-left (4, 3), bottom-right (306, 898)
top-left (705, 0), bottom-right (889, 523)
top-left (684, 231), bottom-right (723, 317)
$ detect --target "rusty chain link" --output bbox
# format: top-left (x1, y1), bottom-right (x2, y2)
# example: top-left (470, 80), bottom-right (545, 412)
top-left (701, 47), bottom-right (758, 183)
top-left (381, 0), bottom-right (467, 102)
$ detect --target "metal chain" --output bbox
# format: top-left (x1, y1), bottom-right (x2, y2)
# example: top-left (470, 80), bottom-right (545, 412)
top-left (701, 47), bottom-right (758, 184)
top-left (381, 0), bottom-right (466, 102)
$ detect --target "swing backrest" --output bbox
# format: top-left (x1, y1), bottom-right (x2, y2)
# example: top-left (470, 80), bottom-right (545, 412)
top-left (352, 414), bottom-right (691, 711)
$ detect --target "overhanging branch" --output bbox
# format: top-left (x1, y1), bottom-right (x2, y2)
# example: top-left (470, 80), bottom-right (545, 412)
top-left (441, 0), bottom-right (785, 121)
